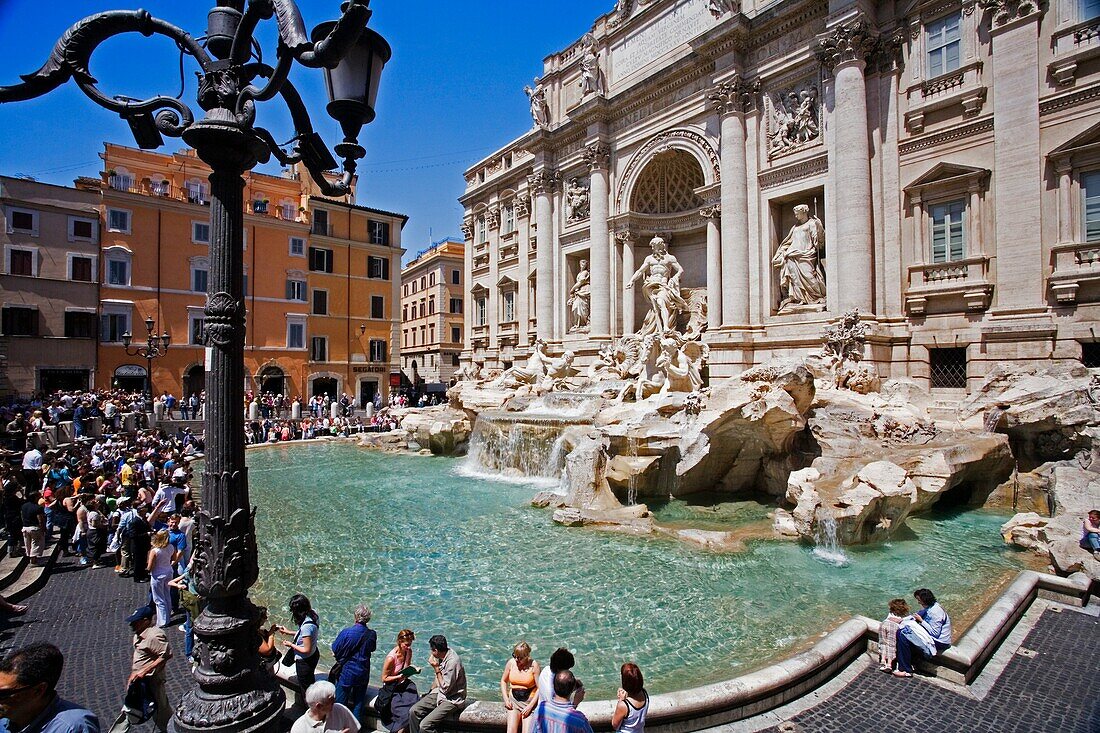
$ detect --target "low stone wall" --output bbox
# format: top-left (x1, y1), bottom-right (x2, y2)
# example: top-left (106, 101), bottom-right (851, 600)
top-left (271, 569), bottom-right (1093, 732)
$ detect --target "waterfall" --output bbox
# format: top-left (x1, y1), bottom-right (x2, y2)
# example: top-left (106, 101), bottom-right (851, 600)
top-left (626, 436), bottom-right (639, 506)
top-left (983, 405), bottom-right (1006, 433)
top-left (811, 511), bottom-right (850, 567)
top-left (458, 415), bottom-right (571, 486)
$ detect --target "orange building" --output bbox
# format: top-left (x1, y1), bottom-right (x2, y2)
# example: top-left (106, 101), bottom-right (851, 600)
top-left (77, 143), bottom-right (405, 405)
top-left (400, 238), bottom-right (465, 392)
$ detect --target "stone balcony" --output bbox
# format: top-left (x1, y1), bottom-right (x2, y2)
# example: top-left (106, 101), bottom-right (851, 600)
top-left (1048, 240), bottom-right (1100, 304)
top-left (904, 61), bottom-right (986, 134)
top-left (905, 254), bottom-right (993, 314)
top-left (499, 243), bottom-right (519, 266)
top-left (1050, 17), bottom-right (1100, 85)
top-left (472, 253), bottom-right (490, 275)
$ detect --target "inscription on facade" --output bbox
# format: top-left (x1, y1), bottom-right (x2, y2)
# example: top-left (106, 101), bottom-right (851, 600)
top-left (611, 0), bottom-right (712, 83)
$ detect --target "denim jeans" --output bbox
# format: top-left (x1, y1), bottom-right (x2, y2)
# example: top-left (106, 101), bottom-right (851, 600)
top-left (183, 611), bottom-right (194, 658)
top-left (335, 684), bottom-right (367, 723)
top-left (1084, 532), bottom-right (1100, 551)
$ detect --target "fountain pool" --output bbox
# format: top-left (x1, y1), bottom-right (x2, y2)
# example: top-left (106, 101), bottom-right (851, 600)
top-left (246, 442), bottom-right (1029, 698)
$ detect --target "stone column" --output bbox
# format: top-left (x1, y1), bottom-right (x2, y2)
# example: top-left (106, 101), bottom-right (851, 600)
top-left (815, 19), bottom-right (878, 314)
top-left (701, 205), bottom-right (723, 330)
top-left (529, 169), bottom-right (558, 341)
top-left (617, 231), bottom-right (636, 334)
top-left (1055, 163), bottom-right (1073, 244)
top-left (709, 78), bottom-right (754, 326)
top-left (584, 142), bottom-right (611, 338)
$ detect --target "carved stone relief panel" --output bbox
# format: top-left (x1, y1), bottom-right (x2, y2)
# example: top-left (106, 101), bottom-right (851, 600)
top-left (765, 79), bottom-right (822, 160)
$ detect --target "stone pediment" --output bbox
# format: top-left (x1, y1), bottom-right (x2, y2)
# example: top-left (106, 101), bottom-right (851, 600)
top-left (903, 162), bottom-right (990, 201)
top-left (496, 274), bottom-right (517, 288)
top-left (1048, 120), bottom-right (1100, 164)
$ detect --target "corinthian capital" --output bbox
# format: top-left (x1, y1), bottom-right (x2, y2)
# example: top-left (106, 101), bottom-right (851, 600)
top-left (461, 218), bottom-right (474, 241)
top-left (699, 204), bottom-right (722, 220)
top-left (527, 169), bottom-right (560, 194)
top-left (582, 142), bottom-right (611, 171)
top-left (813, 19), bottom-right (880, 73)
top-left (708, 75), bottom-right (760, 115)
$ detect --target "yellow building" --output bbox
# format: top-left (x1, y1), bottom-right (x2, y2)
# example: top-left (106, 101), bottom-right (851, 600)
top-left (77, 143), bottom-right (405, 405)
top-left (400, 238), bottom-right (465, 392)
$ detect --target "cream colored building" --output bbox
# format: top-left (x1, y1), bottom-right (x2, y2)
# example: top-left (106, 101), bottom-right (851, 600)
top-left (460, 0), bottom-right (1100, 392)
top-left (400, 238), bottom-right (466, 389)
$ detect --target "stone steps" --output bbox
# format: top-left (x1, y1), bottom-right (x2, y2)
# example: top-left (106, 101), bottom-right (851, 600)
top-left (2, 540), bottom-right (62, 603)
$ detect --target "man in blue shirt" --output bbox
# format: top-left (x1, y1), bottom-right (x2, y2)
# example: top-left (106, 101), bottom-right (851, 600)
top-left (0, 643), bottom-right (98, 733)
top-left (329, 604), bottom-right (377, 724)
top-left (533, 671), bottom-right (593, 733)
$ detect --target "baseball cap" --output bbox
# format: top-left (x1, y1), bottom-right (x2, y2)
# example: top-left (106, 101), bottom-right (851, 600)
top-left (125, 605), bottom-right (155, 624)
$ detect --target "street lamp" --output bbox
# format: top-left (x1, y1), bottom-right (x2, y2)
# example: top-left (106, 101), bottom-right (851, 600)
top-left (122, 316), bottom-right (171, 411)
top-left (0, 3), bottom-right (389, 732)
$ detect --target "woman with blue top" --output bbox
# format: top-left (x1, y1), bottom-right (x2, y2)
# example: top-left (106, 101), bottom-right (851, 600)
top-left (278, 593), bottom-right (321, 705)
top-left (330, 604), bottom-right (378, 724)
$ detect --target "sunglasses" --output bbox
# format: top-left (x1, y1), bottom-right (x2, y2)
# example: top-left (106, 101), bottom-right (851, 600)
top-left (0, 685), bottom-right (34, 699)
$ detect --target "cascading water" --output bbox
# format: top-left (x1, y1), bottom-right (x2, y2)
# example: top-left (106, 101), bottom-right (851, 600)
top-left (459, 415), bottom-right (575, 485)
top-left (983, 405), bottom-right (1006, 433)
top-left (811, 511), bottom-right (850, 567)
top-left (626, 436), bottom-right (639, 506)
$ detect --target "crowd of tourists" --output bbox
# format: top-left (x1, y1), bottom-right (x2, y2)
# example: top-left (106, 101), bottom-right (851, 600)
top-left (2, 389), bottom-right (150, 450)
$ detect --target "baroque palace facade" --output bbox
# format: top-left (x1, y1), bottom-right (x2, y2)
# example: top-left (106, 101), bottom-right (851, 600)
top-left (460, 0), bottom-right (1100, 391)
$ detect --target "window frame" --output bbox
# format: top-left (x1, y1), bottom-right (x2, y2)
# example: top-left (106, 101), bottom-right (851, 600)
top-left (191, 265), bottom-right (209, 294)
top-left (0, 305), bottom-right (38, 337)
top-left (104, 248), bottom-right (132, 287)
top-left (106, 208), bottom-right (132, 234)
top-left (370, 295), bottom-right (385, 320)
top-left (308, 246), bottom-right (334, 273)
top-left (5, 245), bottom-right (38, 277)
top-left (63, 309), bottom-right (97, 339)
top-left (312, 288), bottom-right (329, 316)
top-left (369, 338), bottom-right (388, 363)
top-left (68, 216), bottom-right (98, 243)
top-left (286, 278), bottom-right (307, 302)
top-left (368, 219), bottom-right (390, 246)
top-left (67, 253), bottom-right (97, 282)
top-left (7, 207), bottom-right (39, 236)
top-left (311, 335), bottom-right (328, 362)
top-left (289, 236), bottom-right (306, 257)
top-left (1083, 169), bottom-right (1100, 243)
top-left (928, 197), bottom-right (968, 263)
top-left (188, 309), bottom-right (207, 346)
top-left (367, 255), bottom-right (390, 280)
top-left (192, 220), bottom-right (211, 244)
top-left (286, 317), bottom-right (306, 350)
top-left (925, 10), bottom-right (962, 79)
top-left (99, 303), bottom-right (132, 343)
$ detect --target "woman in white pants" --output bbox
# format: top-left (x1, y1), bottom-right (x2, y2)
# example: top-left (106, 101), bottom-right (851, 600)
top-left (147, 530), bottom-right (178, 627)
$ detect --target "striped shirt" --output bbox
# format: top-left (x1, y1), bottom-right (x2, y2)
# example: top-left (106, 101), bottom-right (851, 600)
top-left (533, 699), bottom-right (593, 733)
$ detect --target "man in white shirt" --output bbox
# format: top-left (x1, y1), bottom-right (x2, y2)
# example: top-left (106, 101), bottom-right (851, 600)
top-left (21, 447), bottom-right (43, 492)
top-left (291, 681), bottom-right (358, 733)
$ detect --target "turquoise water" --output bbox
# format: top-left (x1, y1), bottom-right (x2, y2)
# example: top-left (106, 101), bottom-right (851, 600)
top-left (246, 442), bottom-right (1027, 698)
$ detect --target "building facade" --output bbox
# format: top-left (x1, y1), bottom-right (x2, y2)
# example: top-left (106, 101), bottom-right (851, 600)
top-left (400, 238), bottom-right (466, 391)
top-left (0, 177), bottom-right (100, 395)
top-left (75, 143), bottom-right (405, 404)
top-left (460, 0), bottom-right (1100, 392)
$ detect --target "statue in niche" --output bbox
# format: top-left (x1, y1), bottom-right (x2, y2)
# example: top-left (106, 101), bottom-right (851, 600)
top-left (568, 259), bottom-right (591, 332)
top-left (566, 177), bottom-right (590, 221)
top-left (524, 77), bottom-right (550, 129)
top-left (578, 33), bottom-right (603, 97)
top-left (626, 236), bottom-right (690, 336)
top-left (773, 204), bottom-right (827, 313)
top-left (493, 339), bottom-right (549, 388)
top-left (769, 86), bottom-right (819, 155)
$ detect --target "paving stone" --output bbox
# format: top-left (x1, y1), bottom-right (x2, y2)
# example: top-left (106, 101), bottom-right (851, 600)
top-left (761, 608), bottom-right (1100, 733)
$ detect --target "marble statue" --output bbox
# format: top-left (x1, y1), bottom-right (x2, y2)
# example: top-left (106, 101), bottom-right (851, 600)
top-left (455, 360), bottom-right (483, 382)
top-left (542, 351), bottom-right (577, 390)
top-left (579, 33), bottom-right (603, 97)
top-left (626, 236), bottom-right (690, 336)
top-left (769, 87), bottom-right (819, 154)
top-left (706, 0), bottom-right (738, 18)
top-left (773, 204), bottom-right (826, 312)
top-left (566, 177), bottom-right (590, 221)
top-left (493, 339), bottom-right (549, 388)
top-left (524, 77), bottom-right (550, 129)
top-left (568, 259), bottom-right (591, 332)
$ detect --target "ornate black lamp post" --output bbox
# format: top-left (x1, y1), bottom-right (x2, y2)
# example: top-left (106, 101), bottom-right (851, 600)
top-left (122, 316), bottom-right (171, 410)
top-left (0, 3), bottom-right (389, 732)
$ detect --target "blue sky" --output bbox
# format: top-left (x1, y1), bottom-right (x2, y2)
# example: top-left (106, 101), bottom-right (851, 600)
top-left (0, 0), bottom-right (609, 262)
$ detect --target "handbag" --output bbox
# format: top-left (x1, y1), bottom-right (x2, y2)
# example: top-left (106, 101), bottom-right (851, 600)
top-left (281, 646), bottom-right (296, 667)
top-left (373, 680), bottom-right (398, 721)
top-left (123, 679), bottom-right (156, 723)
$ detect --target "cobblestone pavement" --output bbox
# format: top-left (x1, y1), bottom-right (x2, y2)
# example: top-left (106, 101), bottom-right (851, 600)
top-left (0, 555), bottom-right (216, 731)
top-left (761, 606), bottom-right (1100, 733)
